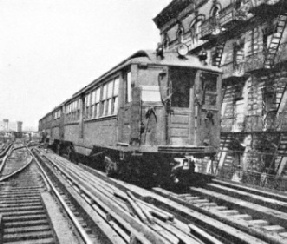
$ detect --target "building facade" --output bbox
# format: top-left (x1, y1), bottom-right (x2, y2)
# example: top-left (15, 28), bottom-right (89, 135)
top-left (154, 0), bottom-right (287, 189)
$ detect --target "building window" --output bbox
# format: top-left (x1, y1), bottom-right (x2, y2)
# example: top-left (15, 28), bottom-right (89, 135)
top-left (210, 3), bottom-right (222, 28)
top-left (176, 24), bottom-right (184, 43)
top-left (262, 25), bottom-right (274, 57)
top-left (234, 39), bottom-right (245, 67)
top-left (190, 18), bottom-right (203, 46)
top-left (202, 72), bottom-right (218, 107)
top-left (163, 33), bottom-right (170, 48)
top-left (235, 0), bottom-right (242, 10)
top-left (211, 5), bottom-right (220, 18)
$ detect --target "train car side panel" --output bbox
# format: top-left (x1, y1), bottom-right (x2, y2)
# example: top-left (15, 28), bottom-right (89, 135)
top-left (84, 118), bottom-right (118, 147)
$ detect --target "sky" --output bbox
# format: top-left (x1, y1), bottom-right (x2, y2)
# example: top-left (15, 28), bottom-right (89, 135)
top-left (0, 0), bottom-right (171, 131)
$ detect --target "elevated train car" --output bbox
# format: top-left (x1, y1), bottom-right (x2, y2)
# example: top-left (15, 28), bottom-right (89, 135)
top-left (40, 112), bottom-right (53, 145)
top-left (40, 50), bottom-right (222, 184)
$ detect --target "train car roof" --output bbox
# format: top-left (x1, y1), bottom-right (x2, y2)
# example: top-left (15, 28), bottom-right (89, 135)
top-left (41, 50), bottom-right (221, 117)
top-left (81, 50), bottom-right (221, 93)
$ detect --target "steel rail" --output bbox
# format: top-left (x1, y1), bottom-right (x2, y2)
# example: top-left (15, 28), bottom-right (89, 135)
top-left (39, 150), bottom-right (181, 244)
top-left (0, 157), bottom-right (33, 182)
top-left (0, 146), bottom-right (14, 174)
top-left (29, 148), bottom-right (94, 244)
top-left (0, 143), bottom-right (13, 158)
top-left (41, 150), bottom-right (216, 244)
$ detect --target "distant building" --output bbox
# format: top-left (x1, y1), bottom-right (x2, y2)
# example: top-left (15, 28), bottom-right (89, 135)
top-left (3, 119), bottom-right (8, 131)
top-left (17, 121), bottom-right (23, 133)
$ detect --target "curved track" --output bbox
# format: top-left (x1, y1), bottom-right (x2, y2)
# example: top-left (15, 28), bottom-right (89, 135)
top-left (0, 147), bottom-right (56, 244)
top-left (0, 145), bottom-right (99, 244)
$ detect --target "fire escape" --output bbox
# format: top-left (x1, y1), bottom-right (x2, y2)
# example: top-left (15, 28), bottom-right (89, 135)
top-left (250, 0), bottom-right (287, 182)
top-left (200, 1), bottom-right (250, 176)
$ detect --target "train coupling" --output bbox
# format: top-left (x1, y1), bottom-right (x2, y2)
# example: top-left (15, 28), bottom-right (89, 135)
top-left (170, 157), bottom-right (195, 184)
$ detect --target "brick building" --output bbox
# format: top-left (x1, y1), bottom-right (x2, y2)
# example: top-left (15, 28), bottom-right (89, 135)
top-left (154, 0), bottom-right (287, 189)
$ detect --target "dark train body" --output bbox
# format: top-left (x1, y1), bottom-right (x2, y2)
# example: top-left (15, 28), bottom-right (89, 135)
top-left (39, 50), bottom-right (222, 184)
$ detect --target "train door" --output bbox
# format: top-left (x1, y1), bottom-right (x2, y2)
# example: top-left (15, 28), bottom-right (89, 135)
top-left (79, 95), bottom-right (85, 138)
top-left (59, 106), bottom-right (65, 140)
top-left (118, 70), bottom-right (133, 144)
top-left (195, 71), bottom-right (221, 148)
top-left (169, 67), bottom-right (196, 145)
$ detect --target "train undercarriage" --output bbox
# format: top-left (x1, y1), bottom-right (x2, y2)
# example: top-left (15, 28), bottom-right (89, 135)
top-left (46, 139), bottom-right (215, 187)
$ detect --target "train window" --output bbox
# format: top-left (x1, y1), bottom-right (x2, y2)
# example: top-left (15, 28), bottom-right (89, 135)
top-left (170, 68), bottom-right (196, 107)
top-left (101, 84), bottom-right (108, 116)
top-left (112, 78), bottom-right (119, 114)
top-left (106, 81), bottom-right (113, 115)
top-left (85, 93), bottom-right (92, 119)
top-left (74, 100), bottom-right (79, 120)
top-left (114, 78), bottom-right (119, 96)
top-left (125, 72), bottom-right (132, 103)
top-left (96, 88), bottom-right (100, 117)
top-left (91, 90), bottom-right (96, 118)
top-left (107, 82), bottom-right (113, 98)
top-left (91, 88), bottom-right (100, 118)
top-left (77, 100), bottom-right (80, 120)
top-left (202, 73), bottom-right (218, 107)
top-left (100, 78), bottom-right (120, 117)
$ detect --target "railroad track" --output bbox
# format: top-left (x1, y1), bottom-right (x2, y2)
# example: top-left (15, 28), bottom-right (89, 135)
top-left (0, 145), bottom-right (97, 244)
top-left (0, 143), bottom-right (13, 160)
top-left (34, 148), bottom-right (219, 244)
top-left (0, 146), bottom-right (57, 244)
top-left (34, 148), bottom-right (286, 244)
top-left (153, 179), bottom-right (287, 244)
top-left (79, 160), bottom-right (287, 244)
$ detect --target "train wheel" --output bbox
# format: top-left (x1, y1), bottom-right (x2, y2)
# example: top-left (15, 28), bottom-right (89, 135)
top-left (105, 156), bottom-right (118, 177)
top-left (56, 144), bottom-right (60, 155)
top-left (67, 146), bottom-right (77, 164)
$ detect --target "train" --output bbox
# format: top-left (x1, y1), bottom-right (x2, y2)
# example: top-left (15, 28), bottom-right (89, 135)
top-left (39, 49), bottom-right (222, 185)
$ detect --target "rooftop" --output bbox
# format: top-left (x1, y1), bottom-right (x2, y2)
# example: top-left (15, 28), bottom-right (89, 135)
top-left (153, 0), bottom-right (208, 29)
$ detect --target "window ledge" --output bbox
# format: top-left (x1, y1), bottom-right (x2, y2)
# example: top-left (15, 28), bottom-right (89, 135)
top-left (84, 115), bottom-right (117, 123)
top-left (65, 121), bottom-right (80, 125)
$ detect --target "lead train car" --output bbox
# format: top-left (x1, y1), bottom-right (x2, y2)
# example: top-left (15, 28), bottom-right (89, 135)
top-left (39, 50), bottom-right (222, 184)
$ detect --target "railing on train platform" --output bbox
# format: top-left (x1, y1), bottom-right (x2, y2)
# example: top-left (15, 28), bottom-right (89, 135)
top-left (216, 165), bottom-right (287, 191)
top-left (192, 146), bottom-right (287, 191)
